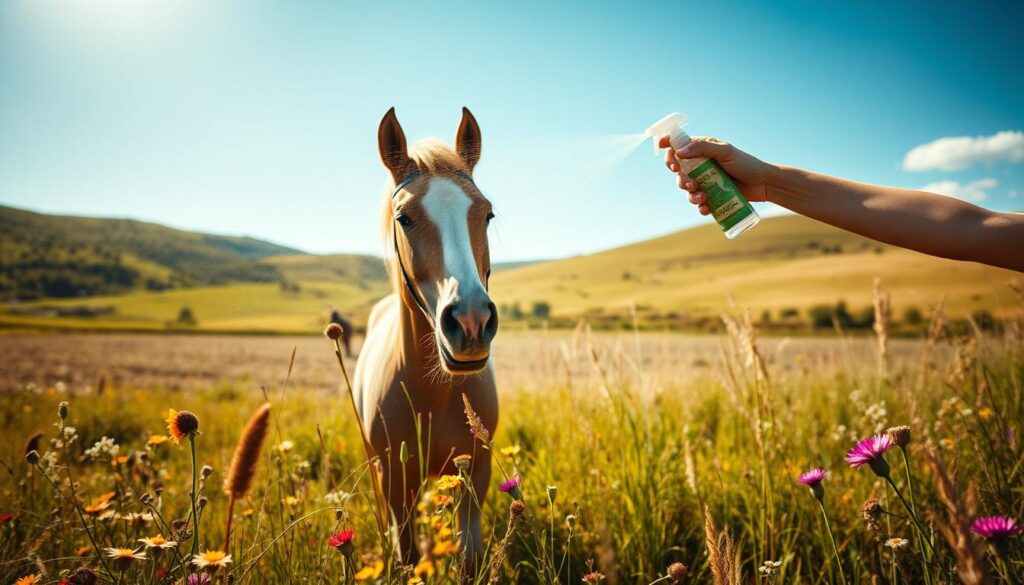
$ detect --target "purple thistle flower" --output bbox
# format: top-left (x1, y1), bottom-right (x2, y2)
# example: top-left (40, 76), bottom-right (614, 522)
top-left (188, 574), bottom-right (212, 585)
top-left (797, 468), bottom-right (827, 486)
top-left (845, 434), bottom-right (892, 477)
top-left (797, 468), bottom-right (827, 501)
top-left (498, 476), bottom-right (522, 499)
top-left (971, 516), bottom-right (1022, 541)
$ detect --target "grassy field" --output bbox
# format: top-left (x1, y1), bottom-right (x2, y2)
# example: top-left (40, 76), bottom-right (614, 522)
top-left (4, 215), bottom-right (1018, 335)
top-left (1, 280), bottom-right (1022, 584)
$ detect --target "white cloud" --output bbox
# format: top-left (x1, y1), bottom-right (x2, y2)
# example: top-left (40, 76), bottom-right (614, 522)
top-left (919, 178), bottom-right (998, 203)
top-left (903, 131), bottom-right (1024, 171)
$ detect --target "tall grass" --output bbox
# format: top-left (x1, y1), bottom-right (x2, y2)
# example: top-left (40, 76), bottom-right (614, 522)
top-left (0, 282), bottom-right (1022, 584)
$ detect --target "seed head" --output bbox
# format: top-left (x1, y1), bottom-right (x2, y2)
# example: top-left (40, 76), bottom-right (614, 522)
top-left (166, 409), bottom-right (200, 443)
top-left (510, 500), bottom-right (526, 518)
top-left (887, 425), bottom-right (912, 449)
top-left (25, 450), bottom-right (40, 465)
top-left (668, 562), bottom-right (689, 583)
top-left (325, 323), bottom-right (344, 340)
top-left (201, 465), bottom-right (214, 479)
top-left (58, 401), bottom-right (69, 420)
top-left (453, 454), bottom-right (472, 474)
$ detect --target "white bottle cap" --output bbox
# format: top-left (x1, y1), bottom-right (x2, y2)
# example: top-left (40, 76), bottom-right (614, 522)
top-left (644, 112), bottom-right (691, 153)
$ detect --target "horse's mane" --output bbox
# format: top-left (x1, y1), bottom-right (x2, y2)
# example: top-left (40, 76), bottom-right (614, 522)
top-left (379, 139), bottom-right (471, 285)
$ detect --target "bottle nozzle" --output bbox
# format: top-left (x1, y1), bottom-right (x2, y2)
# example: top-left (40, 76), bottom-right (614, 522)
top-left (644, 112), bottom-right (688, 153)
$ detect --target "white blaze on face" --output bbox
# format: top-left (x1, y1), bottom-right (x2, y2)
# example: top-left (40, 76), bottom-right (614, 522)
top-left (421, 178), bottom-right (485, 296)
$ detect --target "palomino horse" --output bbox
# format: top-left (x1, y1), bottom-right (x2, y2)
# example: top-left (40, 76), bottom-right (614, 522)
top-left (353, 107), bottom-right (499, 564)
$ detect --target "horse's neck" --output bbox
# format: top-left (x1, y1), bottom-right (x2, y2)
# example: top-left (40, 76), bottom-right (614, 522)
top-left (394, 289), bottom-right (443, 391)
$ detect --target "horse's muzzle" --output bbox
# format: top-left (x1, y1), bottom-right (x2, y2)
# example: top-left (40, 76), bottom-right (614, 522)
top-left (437, 296), bottom-right (498, 373)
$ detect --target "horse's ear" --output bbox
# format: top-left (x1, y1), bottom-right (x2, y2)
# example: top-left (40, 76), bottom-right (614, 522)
top-left (455, 107), bottom-right (482, 172)
top-left (378, 107), bottom-right (413, 182)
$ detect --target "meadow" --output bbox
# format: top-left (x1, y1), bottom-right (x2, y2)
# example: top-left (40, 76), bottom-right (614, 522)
top-left (1, 283), bottom-right (1022, 584)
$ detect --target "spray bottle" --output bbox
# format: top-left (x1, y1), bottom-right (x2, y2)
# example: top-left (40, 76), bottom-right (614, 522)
top-left (645, 113), bottom-right (760, 239)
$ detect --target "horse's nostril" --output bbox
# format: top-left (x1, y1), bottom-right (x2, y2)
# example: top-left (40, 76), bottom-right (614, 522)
top-left (440, 304), bottom-right (460, 340)
top-left (483, 301), bottom-right (499, 340)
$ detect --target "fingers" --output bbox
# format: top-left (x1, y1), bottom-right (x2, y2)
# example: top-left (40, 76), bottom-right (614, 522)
top-left (675, 136), bottom-right (732, 160)
top-left (675, 174), bottom-right (699, 193)
top-left (664, 148), bottom-right (680, 173)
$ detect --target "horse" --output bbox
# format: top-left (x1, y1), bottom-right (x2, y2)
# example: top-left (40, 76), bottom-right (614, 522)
top-left (353, 107), bottom-right (499, 565)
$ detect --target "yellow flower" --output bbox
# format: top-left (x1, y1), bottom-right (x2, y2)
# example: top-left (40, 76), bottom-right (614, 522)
top-left (408, 578), bottom-right (425, 585)
top-left (165, 409), bottom-right (199, 444)
top-left (83, 492), bottom-right (116, 516)
top-left (978, 407), bottom-right (994, 420)
top-left (414, 560), bottom-right (436, 577)
top-left (15, 575), bottom-right (41, 585)
top-left (241, 508), bottom-right (255, 517)
top-left (284, 496), bottom-right (301, 507)
top-left (147, 435), bottom-right (169, 447)
top-left (139, 535), bottom-right (177, 549)
top-left (275, 440), bottom-right (294, 453)
top-left (192, 549), bottom-right (232, 571)
top-left (354, 560), bottom-right (384, 580)
top-left (500, 444), bottom-right (521, 457)
top-left (75, 546), bottom-right (90, 557)
top-left (432, 540), bottom-right (458, 556)
top-left (436, 475), bottom-right (464, 492)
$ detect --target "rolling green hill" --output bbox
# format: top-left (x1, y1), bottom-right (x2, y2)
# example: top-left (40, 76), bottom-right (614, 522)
top-left (489, 215), bottom-right (1021, 326)
top-left (0, 205), bottom-right (303, 299)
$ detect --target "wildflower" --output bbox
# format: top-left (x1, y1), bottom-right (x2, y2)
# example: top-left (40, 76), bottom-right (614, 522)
top-left (0, 513), bottom-right (15, 524)
top-left (884, 537), bottom-right (910, 550)
top-left (84, 436), bottom-right (120, 461)
top-left (971, 516), bottom-right (1022, 541)
top-left (547, 484), bottom-right (558, 503)
top-left (582, 571), bottom-right (606, 583)
top-left (500, 444), bottom-right (521, 458)
top-left (432, 540), bottom-right (459, 556)
top-left (166, 409), bottom-right (200, 443)
top-left (324, 490), bottom-right (354, 505)
top-left (978, 407), bottom-right (994, 420)
top-left (328, 529), bottom-right (355, 556)
top-left (408, 578), bottom-right (424, 585)
top-left (15, 575), bottom-right (41, 585)
top-left (797, 468), bottom-right (827, 502)
top-left (58, 401), bottom-right (69, 420)
top-left (121, 512), bottom-right (153, 528)
top-left (453, 454), bottom-right (472, 473)
top-left (845, 434), bottom-right (892, 477)
top-left (412, 561), bottom-right (434, 578)
top-left (75, 546), bottom-right (90, 557)
top-left (25, 450), bottom-right (40, 465)
top-left (436, 474), bottom-right (464, 492)
top-left (758, 560), bottom-right (782, 575)
top-left (667, 562), bottom-right (688, 583)
top-left (355, 560), bottom-right (385, 580)
top-left (886, 426), bottom-right (911, 449)
top-left (192, 550), bottom-right (232, 571)
top-left (325, 323), bottom-right (344, 340)
top-left (147, 435), bottom-right (169, 447)
top-left (83, 492), bottom-right (116, 516)
top-left (499, 476), bottom-right (522, 499)
top-left (275, 440), bottom-right (294, 454)
top-left (139, 535), bottom-right (177, 550)
top-left (187, 575), bottom-right (212, 585)
top-left (510, 500), bottom-right (526, 518)
top-left (432, 494), bottom-right (454, 512)
top-left (284, 495), bottom-right (301, 507)
top-left (105, 547), bottom-right (147, 571)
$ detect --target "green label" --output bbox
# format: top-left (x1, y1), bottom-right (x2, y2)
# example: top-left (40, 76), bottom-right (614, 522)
top-left (688, 159), bottom-right (754, 231)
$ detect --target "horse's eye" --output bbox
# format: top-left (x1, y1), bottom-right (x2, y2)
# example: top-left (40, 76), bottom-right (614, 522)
top-left (485, 212), bottom-right (495, 224)
top-left (396, 213), bottom-right (413, 228)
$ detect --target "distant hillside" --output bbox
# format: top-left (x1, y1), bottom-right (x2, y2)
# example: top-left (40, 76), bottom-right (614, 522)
top-left (490, 215), bottom-right (1021, 326)
top-left (0, 205), bottom-right (303, 299)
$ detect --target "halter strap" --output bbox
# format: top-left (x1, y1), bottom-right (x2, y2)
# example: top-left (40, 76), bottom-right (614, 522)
top-left (390, 169), bottom-right (487, 329)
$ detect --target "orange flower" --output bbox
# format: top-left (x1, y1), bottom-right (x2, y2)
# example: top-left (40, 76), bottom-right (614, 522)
top-left (147, 435), bottom-right (169, 447)
top-left (83, 492), bottom-right (116, 516)
top-left (165, 409), bottom-right (200, 443)
top-left (15, 575), bottom-right (41, 585)
top-left (354, 560), bottom-right (384, 581)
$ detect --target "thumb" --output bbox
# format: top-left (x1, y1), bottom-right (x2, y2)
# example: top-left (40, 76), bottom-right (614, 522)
top-left (675, 137), bottom-right (732, 160)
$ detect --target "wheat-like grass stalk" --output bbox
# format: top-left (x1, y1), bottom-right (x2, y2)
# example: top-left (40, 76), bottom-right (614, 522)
top-left (873, 277), bottom-right (890, 378)
top-left (923, 446), bottom-right (991, 585)
top-left (223, 402), bottom-right (271, 551)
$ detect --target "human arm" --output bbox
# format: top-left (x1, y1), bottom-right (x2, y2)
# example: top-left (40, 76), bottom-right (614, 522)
top-left (661, 136), bottom-right (1024, 272)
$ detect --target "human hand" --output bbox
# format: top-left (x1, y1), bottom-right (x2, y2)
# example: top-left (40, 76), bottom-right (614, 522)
top-left (659, 136), bottom-right (770, 215)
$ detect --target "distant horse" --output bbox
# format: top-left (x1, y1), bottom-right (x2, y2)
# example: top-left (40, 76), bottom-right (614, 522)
top-left (353, 107), bottom-right (499, 563)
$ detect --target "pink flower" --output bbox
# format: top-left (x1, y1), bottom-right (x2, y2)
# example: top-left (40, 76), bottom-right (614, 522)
top-left (328, 529), bottom-right (355, 554)
top-left (498, 476), bottom-right (522, 499)
top-left (971, 516), bottom-right (1022, 541)
top-left (845, 434), bottom-right (893, 477)
top-left (797, 468), bottom-right (827, 486)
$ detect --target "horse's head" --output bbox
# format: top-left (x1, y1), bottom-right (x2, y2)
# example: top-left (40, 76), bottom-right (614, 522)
top-left (378, 107), bottom-right (498, 375)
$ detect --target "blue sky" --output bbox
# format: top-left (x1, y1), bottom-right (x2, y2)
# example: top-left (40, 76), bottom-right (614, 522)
top-left (1, 0), bottom-right (1021, 261)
